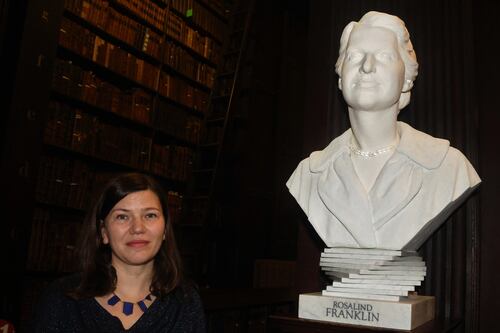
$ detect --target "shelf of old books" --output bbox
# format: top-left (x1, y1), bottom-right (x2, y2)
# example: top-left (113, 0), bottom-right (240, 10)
top-left (169, 1), bottom-right (225, 44)
top-left (28, 0), bottom-right (228, 269)
top-left (62, 9), bottom-right (162, 65)
top-left (62, 6), bottom-right (216, 91)
top-left (19, 1), bottom-right (228, 329)
top-left (185, 0), bottom-right (228, 23)
top-left (50, 90), bottom-right (153, 132)
top-left (59, 3), bottom-right (215, 114)
top-left (50, 72), bottom-right (202, 148)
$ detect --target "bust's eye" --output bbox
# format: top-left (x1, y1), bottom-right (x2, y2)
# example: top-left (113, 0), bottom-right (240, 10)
top-left (376, 52), bottom-right (396, 62)
top-left (346, 51), bottom-right (363, 62)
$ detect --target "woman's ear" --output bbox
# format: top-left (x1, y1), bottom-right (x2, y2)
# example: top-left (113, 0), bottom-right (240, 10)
top-left (100, 220), bottom-right (109, 244)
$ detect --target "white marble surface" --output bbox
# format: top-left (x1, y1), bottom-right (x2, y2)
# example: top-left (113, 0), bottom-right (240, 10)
top-left (299, 292), bottom-right (434, 330)
top-left (321, 262), bottom-right (424, 268)
top-left (326, 286), bottom-right (409, 296)
top-left (321, 253), bottom-right (409, 260)
top-left (322, 267), bottom-right (426, 276)
top-left (324, 248), bottom-right (415, 256)
top-left (331, 281), bottom-right (415, 291)
top-left (325, 271), bottom-right (425, 281)
top-left (338, 277), bottom-right (421, 286)
top-left (287, 11), bottom-right (481, 250)
top-left (322, 290), bottom-right (403, 302)
top-left (321, 263), bottom-right (425, 271)
top-left (320, 248), bottom-right (426, 305)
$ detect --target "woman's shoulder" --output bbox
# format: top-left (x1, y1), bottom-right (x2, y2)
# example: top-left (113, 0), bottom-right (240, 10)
top-left (165, 282), bottom-right (206, 332)
top-left (172, 281), bottom-right (203, 305)
top-left (36, 273), bottom-right (82, 314)
top-left (44, 273), bottom-right (82, 297)
top-left (33, 273), bottom-right (83, 331)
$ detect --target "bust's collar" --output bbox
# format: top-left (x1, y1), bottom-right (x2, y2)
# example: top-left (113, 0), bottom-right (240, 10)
top-left (395, 122), bottom-right (450, 169)
top-left (309, 121), bottom-right (450, 172)
top-left (309, 128), bottom-right (351, 172)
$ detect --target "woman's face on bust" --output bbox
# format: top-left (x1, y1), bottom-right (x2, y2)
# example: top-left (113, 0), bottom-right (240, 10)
top-left (101, 189), bottom-right (166, 269)
top-left (340, 25), bottom-right (405, 112)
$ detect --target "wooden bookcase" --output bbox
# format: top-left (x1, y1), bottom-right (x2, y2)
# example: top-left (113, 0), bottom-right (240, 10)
top-left (1, 0), bottom-right (229, 330)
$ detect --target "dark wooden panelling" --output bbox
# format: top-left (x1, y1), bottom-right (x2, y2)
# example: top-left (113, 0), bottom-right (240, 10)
top-left (474, 1), bottom-right (500, 332)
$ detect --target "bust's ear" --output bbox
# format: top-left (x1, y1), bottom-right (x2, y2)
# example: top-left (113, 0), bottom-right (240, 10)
top-left (338, 78), bottom-right (342, 91)
top-left (402, 79), bottom-right (413, 92)
top-left (398, 91), bottom-right (411, 110)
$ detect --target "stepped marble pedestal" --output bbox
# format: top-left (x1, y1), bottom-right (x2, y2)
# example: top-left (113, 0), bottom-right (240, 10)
top-left (299, 292), bottom-right (435, 330)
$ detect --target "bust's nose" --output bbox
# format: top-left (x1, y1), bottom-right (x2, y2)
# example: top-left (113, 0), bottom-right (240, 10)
top-left (360, 54), bottom-right (375, 73)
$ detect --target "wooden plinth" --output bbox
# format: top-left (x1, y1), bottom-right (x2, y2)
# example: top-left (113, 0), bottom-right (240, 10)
top-left (268, 313), bottom-right (460, 333)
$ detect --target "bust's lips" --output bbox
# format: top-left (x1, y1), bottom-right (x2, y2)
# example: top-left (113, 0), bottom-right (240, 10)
top-left (355, 80), bottom-right (379, 88)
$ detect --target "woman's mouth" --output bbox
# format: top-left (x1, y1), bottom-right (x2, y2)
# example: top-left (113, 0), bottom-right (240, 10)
top-left (126, 240), bottom-right (150, 247)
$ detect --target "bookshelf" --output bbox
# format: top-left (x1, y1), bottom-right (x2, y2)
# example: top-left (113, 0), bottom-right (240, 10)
top-left (180, 0), bottom-right (255, 289)
top-left (3, 0), bottom-right (229, 330)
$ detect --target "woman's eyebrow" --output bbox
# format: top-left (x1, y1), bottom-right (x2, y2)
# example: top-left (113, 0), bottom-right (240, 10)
top-left (110, 206), bottom-right (161, 213)
top-left (111, 208), bottom-right (130, 212)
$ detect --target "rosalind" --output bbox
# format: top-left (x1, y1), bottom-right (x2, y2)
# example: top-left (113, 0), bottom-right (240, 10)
top-left (332, 300), bottom-right (373, 311)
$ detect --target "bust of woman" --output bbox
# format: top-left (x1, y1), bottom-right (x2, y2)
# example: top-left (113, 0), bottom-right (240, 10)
top-left (287, 11), bottom-right (480, 250)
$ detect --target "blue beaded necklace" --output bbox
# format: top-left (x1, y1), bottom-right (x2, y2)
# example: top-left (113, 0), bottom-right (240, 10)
top-left (107, 293), bottom-right (152, 316)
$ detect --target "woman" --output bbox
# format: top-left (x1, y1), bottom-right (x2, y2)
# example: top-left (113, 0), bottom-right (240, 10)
top-left (34, 173), bottom-right (205, 332)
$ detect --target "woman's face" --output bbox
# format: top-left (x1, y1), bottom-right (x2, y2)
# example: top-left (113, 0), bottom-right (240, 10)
top-left (340, 25), bottom-right (406, 112)
top-left (101, 190), bottom-right (166, 269)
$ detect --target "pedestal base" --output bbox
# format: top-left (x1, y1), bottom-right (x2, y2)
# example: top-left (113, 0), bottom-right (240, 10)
top-left (299, 292), bottom-right (435, 330)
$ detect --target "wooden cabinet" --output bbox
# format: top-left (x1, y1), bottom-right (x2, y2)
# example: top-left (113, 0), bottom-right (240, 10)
top-left (268, 315), bottom-right (461, 333)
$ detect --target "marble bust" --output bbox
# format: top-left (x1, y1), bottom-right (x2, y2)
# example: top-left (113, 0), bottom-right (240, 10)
top-left (287, 11), bottom-right (481, 250)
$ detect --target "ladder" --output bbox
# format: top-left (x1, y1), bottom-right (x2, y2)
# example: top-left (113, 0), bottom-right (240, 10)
top-left (183, 0), bottom-right (256, 284)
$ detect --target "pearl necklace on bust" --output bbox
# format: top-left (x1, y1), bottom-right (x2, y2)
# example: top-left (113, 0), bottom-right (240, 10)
top-left (349, 144), bottom-right (396, 158)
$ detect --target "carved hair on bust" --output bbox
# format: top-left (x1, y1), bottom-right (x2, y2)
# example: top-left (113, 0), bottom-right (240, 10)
top-left (335, 11), bottom-right (419, 110)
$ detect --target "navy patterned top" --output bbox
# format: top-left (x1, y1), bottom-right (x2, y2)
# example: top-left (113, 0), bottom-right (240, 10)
top-left (33, 274), bottom-right (206, 332)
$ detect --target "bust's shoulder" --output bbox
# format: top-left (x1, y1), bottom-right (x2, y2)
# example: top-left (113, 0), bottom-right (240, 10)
top-left (443, 146), bottom-right (480, 180)
top-left (396, 122), bottom-right (450, 169)
top-left (308, 128), bottom-right (352, 172)
top-left (444, 145), bottom-right (468, 161)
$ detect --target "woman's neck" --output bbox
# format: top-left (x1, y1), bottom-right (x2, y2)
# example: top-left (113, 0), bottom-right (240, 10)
top-left (348, 107), bottom-right (399, 151)
top-left (113, 262), bottom-right (154, 300)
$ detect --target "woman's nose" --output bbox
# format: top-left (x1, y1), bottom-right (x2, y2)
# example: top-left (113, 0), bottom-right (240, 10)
top-left (130, 216), bottom-right (146, 234)
top-left (361, 54), bottom-right (375, 73)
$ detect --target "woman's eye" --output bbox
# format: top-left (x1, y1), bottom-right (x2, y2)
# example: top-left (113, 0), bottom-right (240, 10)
top-left (145, 213), bottom-right (158, 220)
top-left (115, 214), bottom-right (129, 222)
